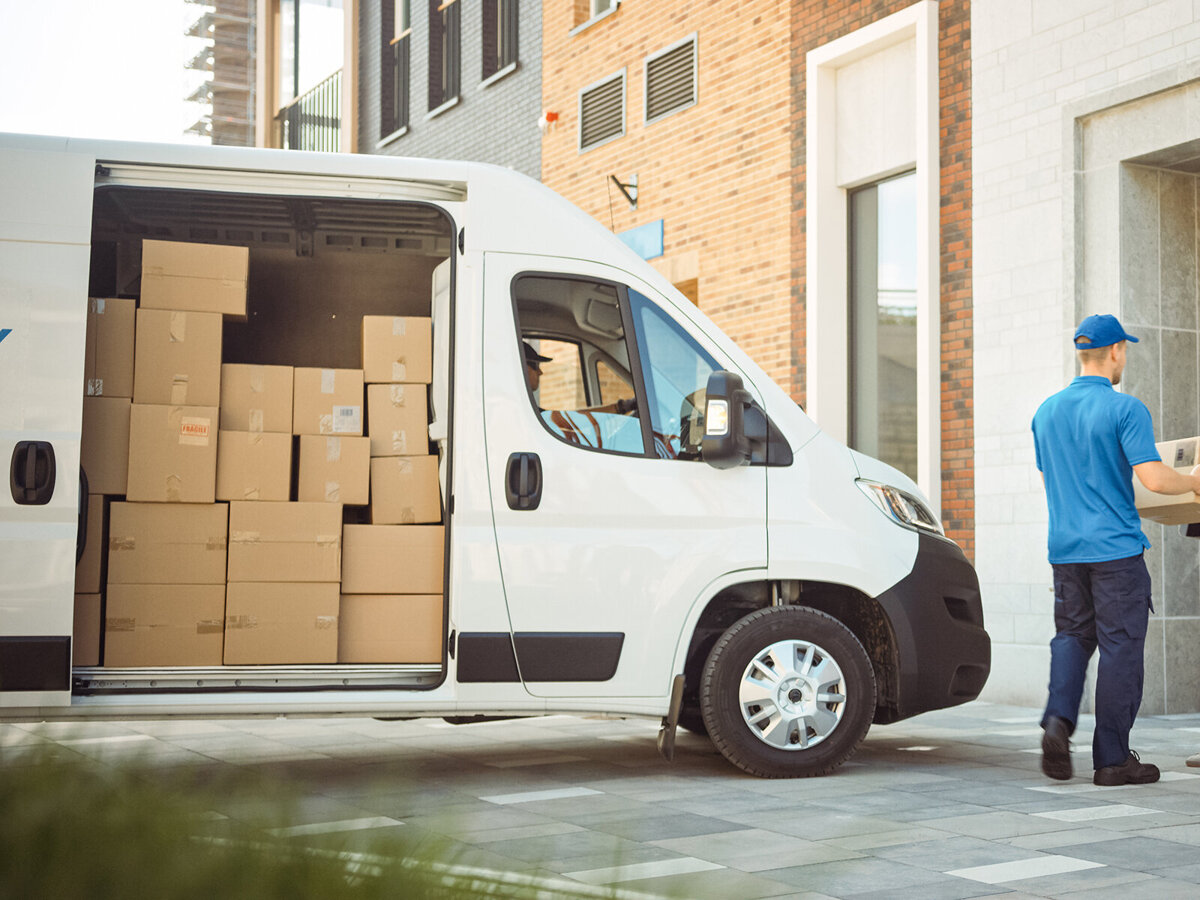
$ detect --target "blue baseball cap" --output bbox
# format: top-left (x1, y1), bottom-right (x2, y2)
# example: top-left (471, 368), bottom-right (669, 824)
top-left (1074, 314), bottom-right (1138, 349)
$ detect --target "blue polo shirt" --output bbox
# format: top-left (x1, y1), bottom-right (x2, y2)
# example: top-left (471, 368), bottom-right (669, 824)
top-left (1032, 375), bottom-right (1160, 564)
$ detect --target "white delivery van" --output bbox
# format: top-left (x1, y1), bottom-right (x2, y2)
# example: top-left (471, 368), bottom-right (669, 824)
top-left (0, 134), bottom-right (989, 777)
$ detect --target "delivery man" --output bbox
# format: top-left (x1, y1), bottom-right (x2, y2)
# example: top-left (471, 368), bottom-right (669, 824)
top-left (1033, 314), bottom-right (1200, 785)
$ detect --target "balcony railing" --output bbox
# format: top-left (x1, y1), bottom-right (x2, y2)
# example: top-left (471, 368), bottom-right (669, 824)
top-left (276, 69), bottom-right (341, 152)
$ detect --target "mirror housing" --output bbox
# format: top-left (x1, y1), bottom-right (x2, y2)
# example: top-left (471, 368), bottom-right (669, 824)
top-left (702, 371), bottom-right (753, 469)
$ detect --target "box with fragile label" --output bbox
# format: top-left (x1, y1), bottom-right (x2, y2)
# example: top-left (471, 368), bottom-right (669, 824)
top-left (1134, 436), bottom-right (1200, 525)
top-left (361, 316), bottom-right (432, 384)
top-left (220, 364), bottom-right (294, 433)
top-left (73, 594), bottom-right (102, 666)
top-left (107, 502), bottom-right (228, 584)
top-left (216, 431), bottom-right (293, 502)
top-left (224, 582), bottom-right (339, 665)
top-left (75, 495), bottom-right (105, 593)
top-left (125, 404), bottom-right (218, 503)
top-left (140, 240), bottom-right (248, 317)
top-left (370, 456), bottom-right (440, 524)
top-left (338, 594), bottom-right (442, 663)
top-left (292, 368), bottom-right (364, 435)
top-left (81, 397), bottom-right (131, 495)
top-left (341, 525), bottom-right (444, 594)
top-left (227, 501), bottom-right (343, 583)
top-left (104, 584), bottom-right (226, 667)
top-left (367, 383), bottom-right (429, 456)
top-left (133, 309), bottom-right (222, 406)
top-left (298, 435), bottom-right (370, 505)
top-left (83, 297), bottom-right (135, 398)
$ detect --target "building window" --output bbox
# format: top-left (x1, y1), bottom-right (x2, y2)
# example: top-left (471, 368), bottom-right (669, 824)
top-left (572, 0), bottom-right (617, 31)
top-left (645, 35), bottom-right (696, 124)
top-left (279, 0), bottom-right (345, 104)
top-left (579, 70), bottom-right (625, 152)
top-left (428, 0), bottom-right (461, 111)
top-left (482, 0), bottom-right (519, 81)
top-left (380, 0), bottom-right (411, 138)
top-left (849, 172), bottom-right (918, 483)
top-left (592, 0), bottom-right (616, 16)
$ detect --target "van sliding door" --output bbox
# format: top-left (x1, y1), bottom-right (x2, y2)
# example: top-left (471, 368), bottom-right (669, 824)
top-left (0, 142), bottom-right (97, 708)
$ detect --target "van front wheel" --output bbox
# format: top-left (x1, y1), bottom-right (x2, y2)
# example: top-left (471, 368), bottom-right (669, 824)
top-left (699, 606), bottom-right (875, 778)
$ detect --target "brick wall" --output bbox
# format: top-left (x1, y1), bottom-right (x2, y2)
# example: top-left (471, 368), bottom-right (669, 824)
top-left (789, 0), bottom-right (975, 556)
top-left (539, 1), bottom-right (797, 396)
top-left (358, 0), bottom-right (542, 178)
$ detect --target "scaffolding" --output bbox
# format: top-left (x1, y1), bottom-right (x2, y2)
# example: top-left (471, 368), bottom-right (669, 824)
top-left (184, 0), bottom-right (256, 146)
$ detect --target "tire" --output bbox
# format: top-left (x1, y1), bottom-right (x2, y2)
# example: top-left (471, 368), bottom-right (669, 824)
top-left (699, 606), bottom-right (875, 778)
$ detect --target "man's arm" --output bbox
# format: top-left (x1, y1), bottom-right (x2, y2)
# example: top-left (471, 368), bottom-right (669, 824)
top-left (1133, 460), bottom-right (1200, 495)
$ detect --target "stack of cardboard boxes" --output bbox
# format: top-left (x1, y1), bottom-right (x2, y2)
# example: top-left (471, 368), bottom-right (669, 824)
top-left (74, 241), bottom-right (443, 668)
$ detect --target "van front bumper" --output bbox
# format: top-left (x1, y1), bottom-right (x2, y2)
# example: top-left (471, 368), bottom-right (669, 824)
top-left (873, 532), bottom-right (990, 722)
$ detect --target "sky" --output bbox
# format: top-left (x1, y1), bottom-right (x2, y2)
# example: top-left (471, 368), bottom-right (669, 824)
top-left (0, 1), bottom-right (209, 143)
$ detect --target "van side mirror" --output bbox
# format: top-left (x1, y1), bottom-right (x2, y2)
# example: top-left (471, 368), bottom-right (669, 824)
top-left (702, 371), bottom-right (753, 469)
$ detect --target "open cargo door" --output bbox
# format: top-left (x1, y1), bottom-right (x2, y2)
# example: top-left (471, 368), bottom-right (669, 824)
top-left (0, 140), bottom-right (96, 708)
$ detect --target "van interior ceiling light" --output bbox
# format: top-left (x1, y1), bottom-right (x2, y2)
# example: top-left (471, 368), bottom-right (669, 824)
top-left (856, 479), bottom-right (944, 535)
top-left (705, 398), bottom-right (729, 437)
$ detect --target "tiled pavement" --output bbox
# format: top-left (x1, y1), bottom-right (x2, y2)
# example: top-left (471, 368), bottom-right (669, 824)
top-left (4, 702), bottom-right (1200, 898)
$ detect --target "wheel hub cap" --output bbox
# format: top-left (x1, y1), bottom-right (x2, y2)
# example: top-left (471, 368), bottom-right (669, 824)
top-left (738, 638), bottom-right (848, 751)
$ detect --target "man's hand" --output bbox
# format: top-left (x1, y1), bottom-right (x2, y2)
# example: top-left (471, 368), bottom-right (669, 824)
top-left (1133, 460), bottom-right (1200, 497)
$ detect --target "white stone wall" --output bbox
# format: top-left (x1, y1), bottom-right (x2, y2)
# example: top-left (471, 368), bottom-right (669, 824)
top-left (972, 0), bottom-right (1200, 708)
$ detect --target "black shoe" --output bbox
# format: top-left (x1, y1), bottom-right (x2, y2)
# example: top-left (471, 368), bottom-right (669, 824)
top-left (1093, 751), bottom-right (1160, 786)
top-left (1041, 716), bottom-right (1072, 781)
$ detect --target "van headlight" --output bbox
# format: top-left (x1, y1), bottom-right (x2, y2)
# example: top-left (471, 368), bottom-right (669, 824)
top-left (856, 479), bottom-right (944, 536)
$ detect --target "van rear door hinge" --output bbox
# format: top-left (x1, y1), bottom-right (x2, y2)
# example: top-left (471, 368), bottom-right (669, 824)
top-left (448, 629), bottom-right (457, 658)
top-left (458, 228), bottom-right (465, 254)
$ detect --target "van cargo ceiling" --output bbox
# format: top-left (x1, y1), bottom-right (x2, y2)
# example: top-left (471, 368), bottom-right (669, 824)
top-left (92, 186), bottom-right (452, 257)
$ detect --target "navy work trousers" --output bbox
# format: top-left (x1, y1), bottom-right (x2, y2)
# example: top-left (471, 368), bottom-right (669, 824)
top-left (1041, 553), bottom-right (1152, 771)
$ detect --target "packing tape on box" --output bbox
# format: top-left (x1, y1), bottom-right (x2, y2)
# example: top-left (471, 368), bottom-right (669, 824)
top-left (397, 506), bottom-right (417, 524)
top-left (171, 374), bottom-right (190, 404)
top-left (227, 615), bottom-right (257, 630)
top-left (206, 537), bottom-right (227, 551)
top-left (106, 617), bottom-right (136, 633)
top-left (109, 537), bottom-right (136, 551)
top-left (247, 409), bottom-right (265, 433)
top-left (395, 458), bottom-right (414, 474)
top-left (392, 317), bottom-right (407, 336)
top-left (241, 487), bottom-right (261, 500)
top-left (90, 298), bottom-right (105, 314)
top-left (390, 430), bottom-right (409, 454)
top-left (245, 431), bottom-right (264, 447)
top-left (318, 413), bottom-right (333, 434)
top-left (87, 378), bottom-right (103, 396)
top-left (166, 475), bottom-right (183, 503)
top-left (315, 615), bottom-right (337, 630)
top-left (325, 480), bottom-right (341, 503)
top-left (392, 359), bottom-right (408, 381)
top-left (388, 385), bottom-right (407, 406)
top-left (326, 437), bottom-right (342, 462)
top-left (230, 530), bottom-right (261, 544)
top-left (169, 311), bottom-right (187, 343)
top-left (196, 619), bottom-right (224, 635)
top-left (316, 533), bottom-right (340, 548)
top-left (321, 368), bottom-right (336, 394)
top-left (250, 367), bottom-right (265, 393)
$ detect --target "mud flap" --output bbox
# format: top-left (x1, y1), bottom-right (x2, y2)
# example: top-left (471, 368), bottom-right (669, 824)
top-left (656, 673), bottom-right (685, 762)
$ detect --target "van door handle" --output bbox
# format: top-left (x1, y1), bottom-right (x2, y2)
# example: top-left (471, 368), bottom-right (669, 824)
top-left (10, 440), bottom-right (57, 505)
top-left (505, 452), bottom-right (542, 511)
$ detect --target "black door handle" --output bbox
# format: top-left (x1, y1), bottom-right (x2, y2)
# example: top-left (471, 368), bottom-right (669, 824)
top-left (505, 452), bottom-right (542, 511)
top-left (10, 441), bottom-right (56, 506)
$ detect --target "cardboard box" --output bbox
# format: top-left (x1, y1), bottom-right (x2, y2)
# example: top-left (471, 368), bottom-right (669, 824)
top-left (1135, 436), bottom-right (1200, 525)
top-left (140, 240), bottom-right (248, 317)
top-left (75, 494), bottom-right (105, 593)
top-left (341, 525), bottom-right (443, 594)
top-left (132, 308), bottom-right (222, 406)
top-left (367, 383), bottom-right (429, 456)
top-left (223, 582), bottom-right (339, 665)
top-left (298, 435), bottom-right (370, 505)
top-left (227, 501), bottom-right (342, 583)
top-left (292, 368), bottom-right (364, 436)
top-left (81, 397), bottom-right (131, 495)
top-left (338, 594), bottom-right (442, 663)
top-left (126, 404), bottom-right (219, 503)
top-left (107, 502), bottom-right (228, 585)
top-left (83, 297), bottom-right (135, 398)
top-left (370, 456), bottom-right (441, 524)
top-left (220, 364), bottom-right (294, 433)
top-left (361, 316), bottom-right (432, 384)
top-left (104, 584), bottom-right (226, 667)
top-left (73, 594), bottom-right (101, 667)
top-left (216, 431), bottom-right (293, 502)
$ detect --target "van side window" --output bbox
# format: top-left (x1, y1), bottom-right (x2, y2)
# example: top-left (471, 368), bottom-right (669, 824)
top-left (629, 290), bottom-right (719, 461)
top-left (514, 276), bottom-right (646, 456)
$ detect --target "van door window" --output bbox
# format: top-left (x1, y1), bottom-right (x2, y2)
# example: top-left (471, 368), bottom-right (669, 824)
top-left (514, 276), bottom-right (645, 456)
top-left (628, 290), bottom-right (719, 460)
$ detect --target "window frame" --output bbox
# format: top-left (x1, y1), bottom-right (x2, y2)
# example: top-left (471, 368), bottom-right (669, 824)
top-left (427, 0), bottom-right (461, 115)
top-left (378, 0), bottom-right (412, 146)
top-left (481, 0), bottom-right (519, 84)
top-left (578, 69), bottom-right (627, 154)
top-left (644, 33), bottom-right (698, 126)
